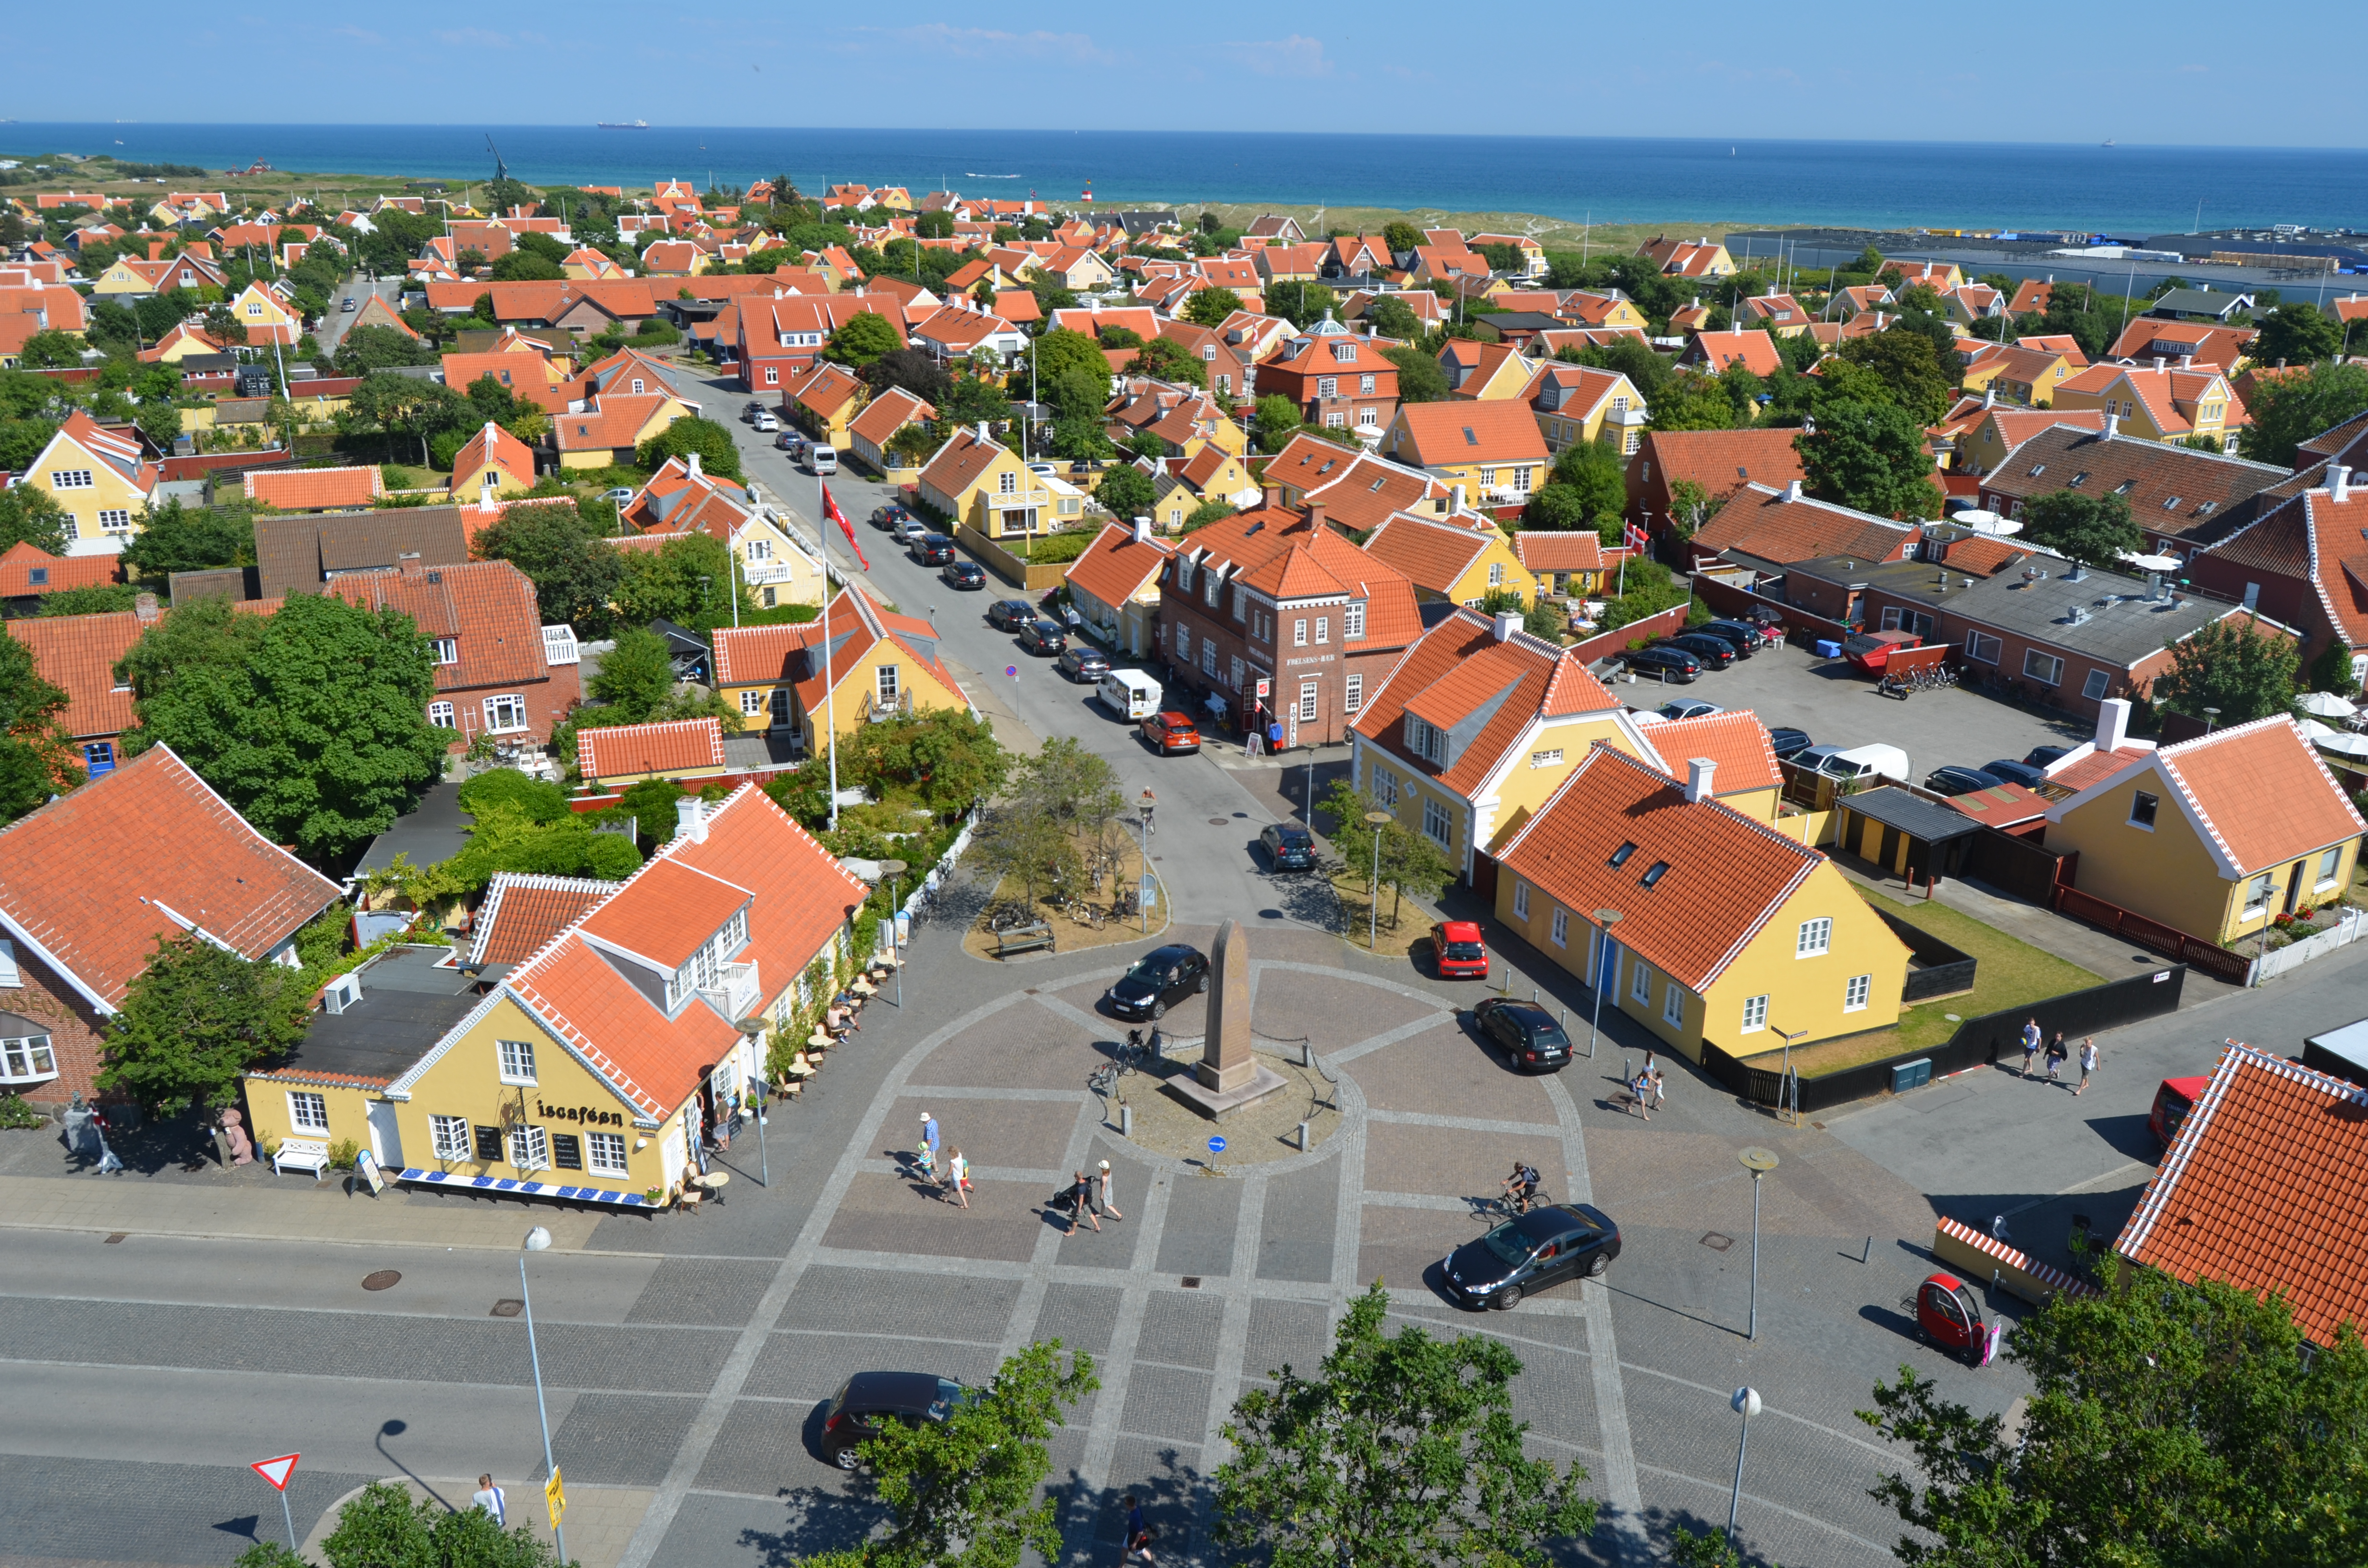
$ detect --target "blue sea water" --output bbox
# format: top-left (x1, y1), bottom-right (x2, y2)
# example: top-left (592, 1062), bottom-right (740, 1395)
top-left (8, 124), bottom-right (2365, 235)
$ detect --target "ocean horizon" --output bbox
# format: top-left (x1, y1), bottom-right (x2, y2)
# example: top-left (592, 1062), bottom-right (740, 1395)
top-left (7, 124), bottom-right (2365, 235)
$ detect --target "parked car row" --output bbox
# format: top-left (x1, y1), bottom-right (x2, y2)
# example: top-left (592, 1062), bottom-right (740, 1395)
top-left (1923, 744), bottom-right (2072, 796)
top-left (1611, 618), bottom-right (1775, 685)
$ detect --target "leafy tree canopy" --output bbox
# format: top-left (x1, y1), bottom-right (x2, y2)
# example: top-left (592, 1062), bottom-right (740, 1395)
top-left (0, 480), bottom-right (72, 557)
top-left (862, 347), bottom-right (952, 406)
top-left (2153, 612), bottom-right (2301, 725)
top-left (841, 707), bottom-right (1011, 815)
top-left (474, 499), bottom-right (625, 637)
top-left (332, 323), bottom-right (439, 376)
top-left (1549, 437), bottom-right (1630, 529)
top-left (1180, 286), bottom-right (1243, 328)
top-left (823, 310), bottom-right (903, 368)
top-left (1093, 464), bottom-right (1157, 521)
top-left (38, 584), bottom-right (139, 616)
top-left (1568, 337), bottom-right (1672, 399)
top-left (1382, 221), bottom-right (1425, 255)
top-left (1133, 335), bottom-right (1205, 390)
top-left (2245, 361), bottom-right (2368, 468)
top-left (1647, 373), bottom-right (1736, 433)
top-left (612, 529), bottom-right (753, 634)
top-left (1835, 327), bottom-right (1955, 426)
top-left (1022, 328), bottom-right (1111, 392)
top-left (1381, 342), bottom-right (1449, 404)
top-left (2251, 301), bottom-right (2345, 368)
top-left (0, 631), bottom-right (82, 825)
top-left (2020, 489), bottom-right (2142, 570)
top-left (99, 932), bottom-right (313, 1115)
top-left (637, 415), bottom-right (742, 481)
top-left (1365, 295), bottom-right (1428, 343)
top-left (586, 625), bottom-right (678, 720)
top-left (1795, 399), bottom-right (1942, 520)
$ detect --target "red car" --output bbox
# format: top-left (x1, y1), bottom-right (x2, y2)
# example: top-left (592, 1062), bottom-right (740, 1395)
top-left (1431, 921), bottom-right (1490, 979)
top-left (2150, 1076), bottom-right (2209, 1148)
top-left (1142, 711), bottom-right (1201, 754)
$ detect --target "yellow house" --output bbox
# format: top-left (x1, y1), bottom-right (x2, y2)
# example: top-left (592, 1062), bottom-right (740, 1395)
top-left (1956, 343), bottom-right (2082, 408)
top-left (620, 455), bottom-right (826, 610)
top-left (1063, 517), bottom-right (1173, 658)
top-left (2042, 707), bottom-right (2365, 946)
top-left (713, 587), bottom-right (970, 746)
top-left (1438, 340), bottom-right (1535, 402)
top-left (231, 281), bottom-right (303, 345)
top-left (846, 385), bottom-right (937, 482)
top-left (1174, 442), bottom-right (1261, 509)
top-left (1362, 512), bottom-right (1539, 607)
top-left (550, 391), bottom-right (693, 470)
top-left (1526, 364), bottom-right (1650, 454)
top-left (2051, 364), bottom-right (2247, 452)
top-left (450, 420), bottom-right (538, 497)
top-left (1493, 744), bottom-right (1912, 1064)
top-left (1382, 400), bottom-right (1552, 504)
top-left (20, 410), bottom-right (158, 557)
top-left (242, 790), bottom-right (871, 1210)
top-left (784, 360), bottom-right (867, 449)
top-left (916, 423), bottom-right (1055, 541)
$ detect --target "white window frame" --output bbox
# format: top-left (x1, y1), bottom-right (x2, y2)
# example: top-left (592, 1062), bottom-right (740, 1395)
top-left (498, 1039), bottom-right (538, 1085)
top-left (1294, 617), bottom-right (1307, 646)
top-left (2319, 846), bottom-right (2343, 891)
top-left (1421, 796), bottom-right (1451, 847)
top-left (1630, 958), bottom-right (1652, 1004)
top-left (1530, 747), bottom-right (1564, 768)
top-left (2129, 791), bottom-right (2158, 831)
top-left (428, 701), bottom-right (456, 729)
top-left (2242, 872), bottom-right (2274, 920)
top-left (1513, 881), bottom-right (1530, 920)
top-left (1487, 562), bottom-right (1505, 587)
top-left (1662, 981), bottom-right (1685, 1027)
top-left (98, 508), bottom-right (132, 531)
top-left (1845, 973), bottom-right (1872, 1012)
top-left (0, 1032), bottom-right (60, 1085)
top-left (740, 688), bottom-right (765, 716)
top-left (1315, 616), bottom-right (1329, 643)
top-left (1360, 373), bottom-right (1376, 394)
top-left (1551, 906), bottom-right (1568, 947)
top-left (1965, 630), bottom-right (2001, 665)
top-left (2081, 669), bottom-right (2110, 700)
top-left (1230, 655), bottom-right (1245, 690)
top-left (432, 637), bottom-right (458, 664)
top-left (588, 1131), bottom-right (629, 1176)
top-left (1740, 993), bottom-right (1769, 1034)
top-left (1205, 571), bottom-right (1221, 607)
top-left (998, 470), bottom-right (1017, 495)
top-left (508, 1124), bottom-right (550, 1171)
top-left (51, 469), bottom-right (94, 489)
top-left (765, 367), bottom-right (778, 385)
top-left (1298, 680), bottom-right (1318, 722)
top-left (1344, 672), bottom-right (1363, 714)
top-left (1175, 625), bottom-right (1191, 662)
top-left (483, 694), bottom-right (528, 733)
top-left (1344, 602), bottom-right (1365, 640)
top-left (876, 664), bottom-right (900, 701)
top-left (431, 1114), bottom-right (472, 1161)
top-left (1797, 917), bottom-right (1832, 958)
top-left (2023, 649), bottom-right (2064, 687)
top-left (1201, 641), bottom-right (1217, 676)
top-left (288, 1092), bottom-right (329, 1134)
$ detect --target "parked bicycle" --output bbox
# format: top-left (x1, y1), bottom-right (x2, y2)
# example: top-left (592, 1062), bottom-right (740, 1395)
top-left (1087, 1031), bottom-right (1154, 1096)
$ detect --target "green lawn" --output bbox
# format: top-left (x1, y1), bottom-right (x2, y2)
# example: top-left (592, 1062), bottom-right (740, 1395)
top-left (1740, 886), bottom-right (2103, 1075)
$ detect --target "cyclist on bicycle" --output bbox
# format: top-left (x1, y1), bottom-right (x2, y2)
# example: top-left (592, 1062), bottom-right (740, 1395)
top-left (1502, 1161), bottom-right (1541, 1213)
top-left (1139, 787), bottom-right (1157, 836)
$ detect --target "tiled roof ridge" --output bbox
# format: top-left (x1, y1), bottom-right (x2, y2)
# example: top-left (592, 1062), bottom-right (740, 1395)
top-left (2156, 713), bottom-right (2366, 864)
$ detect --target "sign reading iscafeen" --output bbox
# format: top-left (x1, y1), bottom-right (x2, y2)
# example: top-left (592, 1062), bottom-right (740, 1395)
top-left (536, 1101), bottom-right (626, 1127)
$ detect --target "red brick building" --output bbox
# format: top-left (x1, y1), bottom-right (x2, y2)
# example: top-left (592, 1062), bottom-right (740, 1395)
top-left (1252, 318), bottom-right (1400, 442)
top-left (322, 558), bottom-right (582, 753)
top-left (1156, 491), bottom-right (1423, 747)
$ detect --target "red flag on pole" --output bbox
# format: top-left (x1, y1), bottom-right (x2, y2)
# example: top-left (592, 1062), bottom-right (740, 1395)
top-left (821, 482), bottom-right (869, 571)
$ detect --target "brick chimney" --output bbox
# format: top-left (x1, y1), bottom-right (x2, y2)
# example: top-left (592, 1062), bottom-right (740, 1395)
top-left (1262, 482), bottom-right (1282, 510)
top-left (1306, 502), bottom-right (1327, 533)
top-left (134, 592), bottom-right (160, 625)
top-left (397, 551), bottom-right (424, 577)
top-left (1684, 758), bottom-right (1717, 804)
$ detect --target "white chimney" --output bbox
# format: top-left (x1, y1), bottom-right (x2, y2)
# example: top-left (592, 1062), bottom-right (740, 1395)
top-left (480, 472), bottom-right (496, 507)
top-left (2104, 413), bottom-right (2120, 440)
top-left (687, 449), bottom-right (702, 479)
top-left (1778, 479), bottom-right (1801, 503)
top-left (1684, 757), bottom-right (1717, 804)
top-left (2333, 465), bottom-right (2353, 503)
top-left (1492, 611), bottom-right (1520, 642)
top-left (2180, 353), bottom-right (2195, 371)
top-left (675, 796), bottom-right (707, 843)
top-left (2153, 355), bottom-right (2166, 371)
top-left (1983, 384), bottom-right (1995, 408)
top-left (1132, 514), bottom-right (1150, 544)
top-left (976, 420), bottom-right (991, 442)
top-left (2095, 697), bottom-right (2131, 754)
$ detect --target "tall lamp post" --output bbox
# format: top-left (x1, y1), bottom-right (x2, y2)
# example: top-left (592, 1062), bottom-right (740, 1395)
top-left (519, 1226), bottom-right (567, 1567)
top-left (1727, 1385), bottom-right (1762, 1543)
top-left (1587, 910), bottom-right (1622, 1057)
top-left (880, 859), bottom-right (907, 1008)
top-left (1738, 1148), bottom-right (1778, 1339)
top-left (731, 1018), bottom-right (771, 1188)
top-left (1364, 810), bottom-right (1393, 951)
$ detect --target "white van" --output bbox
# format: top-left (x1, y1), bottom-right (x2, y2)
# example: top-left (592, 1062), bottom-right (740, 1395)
top-left (1098, 668), bottom-right (1161, 722)
top-left (1817, 743), bottom-right (1912, 786)
top-left (808, 445), bottom-right (838, 476)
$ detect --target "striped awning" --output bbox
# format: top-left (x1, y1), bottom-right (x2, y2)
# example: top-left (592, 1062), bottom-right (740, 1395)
top-left (396, 1168), bottom-right (658, 1206)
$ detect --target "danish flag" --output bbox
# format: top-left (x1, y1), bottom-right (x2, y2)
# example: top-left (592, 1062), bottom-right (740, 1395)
top-left (821, 483), bottom-right (869, 571)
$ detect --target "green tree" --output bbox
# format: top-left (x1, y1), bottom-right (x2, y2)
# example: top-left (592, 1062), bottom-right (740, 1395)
top-left (117, 594), bottom-right (445, 862)
top-left (2245, 361), bottom-right (2368, 467)
top-left (309, 1478), bottom-right (566, 1568)
top-left (912, 208), bottom-right (956, 240)
top-left (972, 799), bottom-right (1078, 912)
top-left (2153, 612), bottom-right (2301, 725)
top-left (121, 496), bottom-right (255, 581)
top-left (1835, 327), bottom-right (1955, 425)
top-left (1252, 393), bottom-right (1306, 453)
top-left (1569, 337), bottom-right (1672, 400)
top-left (39, 583), bottom-right (139, 615)
top-left (14, 330), bottom-right (85, 370)
top-left (611, 530), bottom-right (752, 632)
top-left (2021, 489), bottom-right (2142, 570)
top-left (1092, 465), bottom-right (1157, 522)
top-left (1380, 343), bottom-right (1449, 404)
top-left (942, 374), bottom-right (1012, 428)
top-left (810, 1342), bottom-right (1097, 1568)
top-left (1134, 335), bottom-right (1206, 389)
top-left (1180, 286), bottom-right (1243, 328)
top-left (1382, 221), bottom-right (1425, 255)
top-left (1646, 373), bottom-right (1736, 432)
top-left (885, 422), bottom-right (939, 467)
top-left (99, 932), bottom-right (312, 1115)
top-left (1214, 1282), bottom-right (1597, 1568)
top-left (2309, 636), bottom-right (2360, 698)
top-left (1272, 282), bottom-right (1341, 331)
top-left (474, 499), bottom-right (626, 637)
top-left (1365, 295), bottom-right (1427, 343)
top-left (488, 249), bottom-right (564, 282)
top-left (823, 310), bottom-right (903, 368)
top-left (1522, 484), bottom-right (1591, 532)
top-left (0, 632), bottom-right (83, 825)
top-left (1665, 478), bottom-right (1723, 540)
top-left (863, 347), bottom-right (952, 406)
top-left (1021, 327), bottom-right (1111, 393)
top-left (1599, 555), bottom-right (1693, 633)
top-left (842, 708), bottom-right (1011, 815)
top-left (1551, 438), bottom-right (1629, 528)
top-left (0, 481), bottom-right (72, 556)
top-left (1181, 499), bottom-right (1237, 531)
top-left (1795, 400), bottom-right (1941, 520)
top-left (637, 415), bottom-right (742, 481)
top-left (587, 625), bottom-right (677, 720)
top-left (332, 323), bottom-right (439, 375)
top-left (1475, 586), bottom-right (1562, 641)
top-left (344, 372), bottom-right (466, 466)
top-left (1862, 1267), bottom-right (2368, 1568)
top-left (1018, 735), bottom-right (1123, 838)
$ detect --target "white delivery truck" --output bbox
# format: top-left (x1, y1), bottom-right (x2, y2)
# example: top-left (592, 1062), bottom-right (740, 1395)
top-left (1098, 668), bottom-right (1161, 721)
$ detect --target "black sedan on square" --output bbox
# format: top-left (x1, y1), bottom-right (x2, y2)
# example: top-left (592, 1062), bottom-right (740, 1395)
top-left (1106, 944), bottom-right (1209, 1020)
top-left (819, 1372), bottom-right (972, 1470)
top-left (1471, 997), bottom-right (1573, 1073)
top-left (1442, 1203), bottom-right (1622, 1310)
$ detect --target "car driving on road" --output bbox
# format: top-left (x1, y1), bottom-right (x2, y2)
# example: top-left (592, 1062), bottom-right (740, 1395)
top-left (1259, 821), bottom-right (1318, 871)
top-left (941, 560), bottom-right (986, 589)
top-left (1141, 710), bottom-right (1200, 754)
top-left (1429, 920), bottom-right (1490, 979)
top-left (1106, 944), bottom-right (1210, 1020)
top-left (1441, 1204), bottom-right (1622, 1310)
top-left (819, 1372), bottom-right (972, 1471)
top-left (1471, 997), bottom-right (1572, 1072)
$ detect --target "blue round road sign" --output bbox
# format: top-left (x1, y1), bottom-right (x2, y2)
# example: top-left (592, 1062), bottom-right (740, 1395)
top-left (1208, 1135), bottom-right (1226, 1153)
top-left (1005, 664), bottom-right (1018, 678)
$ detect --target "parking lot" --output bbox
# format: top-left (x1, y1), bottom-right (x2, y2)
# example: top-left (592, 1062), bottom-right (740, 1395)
top-left (1607, 637), bottom-right (2093, 784)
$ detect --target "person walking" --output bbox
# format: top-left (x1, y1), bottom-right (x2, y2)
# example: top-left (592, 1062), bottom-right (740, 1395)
top-left (1068, 1169), bottom-right (1100, 1233)
top-left (1122, 1495), bottom-right (1154, 1566)
top-left (919, 1111), bottom-right (940, 1164)
top-left (1629, 1069), bottom-right (1652, 1121)
top-left (472, 1476), bottom-right (506, 1526)
top-left (2020, 1018), bottom-right (2043, 1078)
top-left (1642, 1051), bottom-right (1666, 1108)
top-left (2075, 1037), bottom-right (2099, 1095)
top-left (2044, 1031), bottom-right (2069, 1085)
top-left (944, 1149), bottom-right (970, 1208)
top-left (1138, 787), bottom-right (1156, 836)
top-left (1094, 1159), bottom-right (1122, 1221)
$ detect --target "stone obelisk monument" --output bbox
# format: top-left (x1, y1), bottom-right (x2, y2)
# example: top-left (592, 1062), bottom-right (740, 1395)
top-left (1169, 919), bottom-right (1288, 1119)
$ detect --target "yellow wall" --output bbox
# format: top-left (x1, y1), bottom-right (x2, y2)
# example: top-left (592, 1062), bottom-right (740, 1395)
top-left (453, 453), bottom-right (533, 499)
top-left (25, 435), bottom-right (151, 550)
top-left (240, 1077), bottom-right (380, 1162)
top-left (938, 447), bottom-right (1057, 539)
top-left (2052, 774), bottom-right (2359, 942)
top-left (723, 638), bottom-right (967, 749)
top-left (1442, 534), bottom-right (1542, 607)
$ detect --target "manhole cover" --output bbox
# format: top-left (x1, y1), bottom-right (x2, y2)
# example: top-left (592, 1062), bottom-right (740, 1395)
top-left (1181, 1276), bottom-right (1202, 1288)
top-left (103, 1233), bottom-right (127, 1244)
top-left (1700, 1232), bottom-right (1734, 1252)
top-left (1024, 987), bottom-right (1040, 994)
top-left (1207, 818), bottom-right (1228, 826)
top-left (361, 1270), bottom-right (402, 1292)
top-left (490, 1298), bottom-right (525, 1317)
top-left (1259, 908), bottom-right (1282, 919)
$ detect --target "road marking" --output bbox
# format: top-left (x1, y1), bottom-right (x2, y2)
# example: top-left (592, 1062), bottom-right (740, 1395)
top-left (1319, 1010), bottom-right (1458, 1066)
top-left (1543, 1071), bottom-right (1644, 1563)
top-left (1366, 1107), bottom-right (1562, 1135)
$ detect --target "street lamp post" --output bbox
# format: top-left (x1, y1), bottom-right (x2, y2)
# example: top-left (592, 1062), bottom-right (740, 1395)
top-left (1727, 1385), bottom-right (1762, 1543)
top-left (880, 859), bottom-right (907, 1008)
top-left (1774, 1026), bottom-right (1808, 1125)
top-left (1588, 910), bottom-right (1622, 1057)
top-left (732, 1017), bottom-right (771, 1188)
top-left (519, 1226), bottom-right (567, 1566)
top-left (1738, 1149), bottom-right (1778, 1339)
top-left (1364, 810), bottom-right (1393, 951)
top-left (2202, 705), bottom-right (2220, 733)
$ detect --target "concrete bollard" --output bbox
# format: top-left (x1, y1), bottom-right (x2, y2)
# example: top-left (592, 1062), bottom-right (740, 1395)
top-left (1120, 1103), bottom-right (1133, 1138)
top-left (1298, 1121), bottom-right (1310, 1151)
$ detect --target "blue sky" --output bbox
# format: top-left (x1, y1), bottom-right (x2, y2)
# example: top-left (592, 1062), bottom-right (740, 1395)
top-left (5, 3), bottom-right (2355, 148)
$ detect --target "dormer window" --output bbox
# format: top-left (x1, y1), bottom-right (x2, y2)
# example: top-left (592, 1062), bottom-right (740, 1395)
top-left (1609, 842), bottom-right (1638, 868)
top-left (1406, 715), bottom-right (1447, 765)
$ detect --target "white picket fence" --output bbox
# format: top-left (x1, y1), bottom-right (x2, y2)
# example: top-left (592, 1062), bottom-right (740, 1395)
top-left (2246, 907), bottom-right (2368, 986)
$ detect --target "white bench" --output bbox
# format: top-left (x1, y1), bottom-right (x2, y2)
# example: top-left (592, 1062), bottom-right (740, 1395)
top-left (272, 1137), bottom-right (331, 1180)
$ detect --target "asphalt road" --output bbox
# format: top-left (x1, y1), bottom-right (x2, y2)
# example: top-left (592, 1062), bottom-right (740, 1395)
top-left (313, 271), bottom-right (399, 358)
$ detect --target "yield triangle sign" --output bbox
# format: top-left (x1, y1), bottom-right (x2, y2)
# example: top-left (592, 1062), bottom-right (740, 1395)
top-left (251, 1453), bottom-right (299, 1492)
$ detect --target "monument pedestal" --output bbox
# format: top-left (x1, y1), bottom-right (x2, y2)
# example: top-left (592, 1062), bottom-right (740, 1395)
top-left (1163, 1061), bottom-right (1290, 1120)
top-left (1168, 917), bottom-right (1290, 1120)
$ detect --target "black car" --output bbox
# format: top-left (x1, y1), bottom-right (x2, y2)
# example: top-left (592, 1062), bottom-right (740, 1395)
top-left (819, 1372), bottom-right (971, 1470)
top-left (1620, 646), bottom-right (1701, 683)
top-left (1767, 727), bottom-right (1813, 762)
top-left (942, 559), bottom-right (987, 589)
top-left (1471, 997), bottom-right (1573, 1072)
top-left (1702, 618), bottom-right (1772, 652)
top-left (1259, 821), bottom-right (1317, 871)
top-left (1106, 944), bottom-right (1209, 1019)
top-left (1925, 765), bottom-right (2006, 796)
top-left (1663, 633), bottom-right (1738, 670)
top-left (2023, 744), bottom-right (2072, 769)
top-left (1056, 644), bottom-right (1110, 682)
top-left (1441, 1203), bottom-right (1622, 1310)
top-left (912, 532), bottom-right (957, 566)
top-left (986, 599), bottom-right (1035, 631)
top-left (1018, 619), bottom-right (1067, 656)
top-left (870, 504), bottom-right (910, 531)
top-left (1981, 758), bottom-right (2049, 789)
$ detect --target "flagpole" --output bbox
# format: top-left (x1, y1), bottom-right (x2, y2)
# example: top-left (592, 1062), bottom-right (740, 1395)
top-left (819, 468), bottom-right (839, 832)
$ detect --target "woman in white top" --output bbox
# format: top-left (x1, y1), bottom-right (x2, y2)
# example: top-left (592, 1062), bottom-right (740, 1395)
top-left (946, 1149), bottom-right (970, 1209)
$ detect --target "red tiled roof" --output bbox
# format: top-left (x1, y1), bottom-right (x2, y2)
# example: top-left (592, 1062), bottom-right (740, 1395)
top-left (578, 718), bottom-right (727, 784)
top-left (244, 465), bottom-right (383, 511)
top-left (0, 745), bottom-right (341, 1009)
top-left (0, 540), bottom-right (123, 599)
top-left (1064, 522), bottom-right (1173, 612)
top-left (1389, 400), bottom-right (1550, 467)
top-left (1359, 513), bottom-right (1495, 595)
top-left (449, 421), bottom-right (536, 484)
top-left (1177, 503), bottom-right (1425, 645)
top-left (470, 872), bottom-right (621, 967)
top-left (1685, 330), bottom-right (1783, 378)
top-left (1492, 744), bottom-right (1826, 991)
top-left (552, 393), bottom-right (671, 454)
top-left (1637, 429), bottom-right (1810, 512)
top-left (1690, 483), bottom-right (1918, 566)
top-left (578, 854), bottom-right (751, 970)
top-left (848, 385), bottom-right (936, 449)
top-left (1510, 532), bottom-right (1608, 573)
top-left (321, 560), bottom-right (549, 692)
top-left (1633, 711), bottom-right (1783, 796)
top-left (2115, 1041), bottom-right (2368, 1347)
top-left (2140, 715), bottom-right (2365, 875)
top-left (6, 609), bottom-right (145, 740)
top-left (1352, 608), bottom-right (1616, 799)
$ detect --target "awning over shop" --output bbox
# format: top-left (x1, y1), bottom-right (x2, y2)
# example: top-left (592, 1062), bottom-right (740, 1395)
top-left (396, 1168), bottom-right (657, 1206)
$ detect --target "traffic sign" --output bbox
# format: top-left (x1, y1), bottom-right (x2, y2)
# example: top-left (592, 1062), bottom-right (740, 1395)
top-left (1137, 873), bottom-right (1158, 909)
top-left (251, 1453), bottom-right (299, 1492)
top-left (544, 1468), bottom-right (566, 1528)
top-left (1005, 664), bottom-right (1018, 678)
top-left (1207, 1135), bottom-right (1226, 1153)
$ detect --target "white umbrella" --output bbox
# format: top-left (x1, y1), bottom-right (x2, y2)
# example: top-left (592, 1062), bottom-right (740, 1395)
top-left (2296, 691), bottom-right (2358, 718)
top-left (2297, 717), bottom-right (2341, 741)
top-left (2314, 732), bottom-right (2368, 760)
